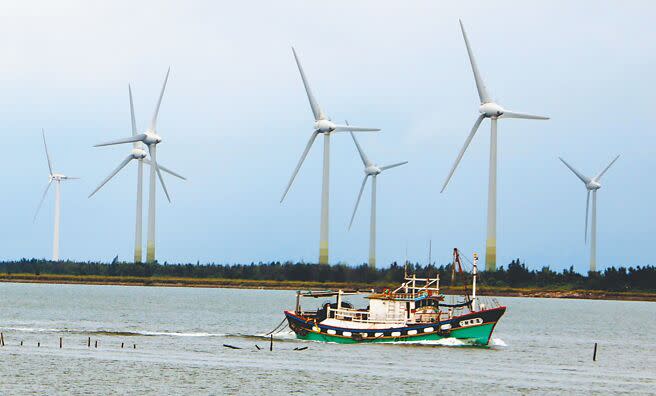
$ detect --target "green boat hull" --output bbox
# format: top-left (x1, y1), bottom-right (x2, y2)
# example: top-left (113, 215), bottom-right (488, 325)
top-left (296, 323), bottom-right (496, 345)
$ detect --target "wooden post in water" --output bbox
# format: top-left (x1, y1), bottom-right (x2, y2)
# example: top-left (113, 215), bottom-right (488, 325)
top-left (94, 340), bottom-right (98, 348)
top-left (1, 332), bottom-right (4, 346)
top-left (121, 342), bottom-right (124, 349)
top-left (593, 342), bottom-right (598, 361)
top-left (88, 337), bottom-right (91, 347)
top-left (20, 340), bottom-right (23, 346)
top-left (37, 341), bottom-right (40, 347)
top-left (133, 344), bottom-right (136, 349)
top-left (59, 337), bottom-right (62, 349)
top-left (269, 334), bottom-right (273, 351)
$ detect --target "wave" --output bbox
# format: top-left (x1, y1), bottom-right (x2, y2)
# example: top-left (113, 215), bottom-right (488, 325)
top-left (0, 327), bottom-right (226, 338)
top-left (491, 337), bottom-right (507, 347)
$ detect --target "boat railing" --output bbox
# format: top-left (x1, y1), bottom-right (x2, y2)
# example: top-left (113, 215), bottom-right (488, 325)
top-left (327, 307), bottom-right (406, 324)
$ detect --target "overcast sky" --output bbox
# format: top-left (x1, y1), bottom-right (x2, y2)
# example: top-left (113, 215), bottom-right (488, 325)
top-left (0, 0), bottom-right (654, 271)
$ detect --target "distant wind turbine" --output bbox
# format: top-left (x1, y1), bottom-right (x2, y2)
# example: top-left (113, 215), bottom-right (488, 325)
top-left (89, 84), bottom-right (185, 263)
top-left (280, 47), bottom-right (381, 265)
top-left (348, 129), bottom-right (407, 268)
top-left (94, 68), bottom-right (184, 263)
top-left (34, 129), bottom-right (79, 261)
top-left (559, 155), bottom-right (620, 273)
top-left (441, 19), bottom-right (549, 272)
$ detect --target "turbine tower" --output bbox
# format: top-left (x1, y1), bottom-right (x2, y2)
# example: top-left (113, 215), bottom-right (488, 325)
top-left (441, 20), bottom-right (549, 271)
top-left (89, 85), bottom-right (185, 263)
top-left (94, 68), bottom-right (184, 263)
top-left (34, 129), bottom-right (79, 261)
top-left (347, 131), bottom-right (407, 268)
top-left (559, 155), bottom-right (619, 272)
top-left (280, 47), bottom-right (380, 265)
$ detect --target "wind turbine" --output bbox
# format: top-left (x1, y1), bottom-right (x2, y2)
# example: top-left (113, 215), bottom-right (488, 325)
top-left (559, 155), bottom-right (619, 273)
top-left (280, 47), bottom-right (380, 265)
top-left (89, 84), bottom-right (185, 263)
top-left (348, 130), bottom-right (407, 268)
top-left (94, 68), bottom-right (184, 263)
top-left (34, 129), bottom-right (79, 261)
top-left (441, 20), bottom-right (549, 271)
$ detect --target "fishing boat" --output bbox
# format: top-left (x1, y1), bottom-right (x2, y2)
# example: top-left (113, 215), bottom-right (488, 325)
top-left (284, 249), bottom-right (506, 345)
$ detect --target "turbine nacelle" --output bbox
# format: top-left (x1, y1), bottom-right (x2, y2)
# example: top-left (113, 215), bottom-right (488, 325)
top-left (50, 173), bottom-right (66, 182)
top-left (143, 132), bottom-right (162, 145)
top-left (586, 180), bottom-right (601, 191)
top-left (479, 102), bottom-right (504, 118)
top-left (131, 147), bottom-right (147, 159)
top-left (314, 119), bottom-right (335, 133)
top-left (365, 165), bottom-right (381, 176)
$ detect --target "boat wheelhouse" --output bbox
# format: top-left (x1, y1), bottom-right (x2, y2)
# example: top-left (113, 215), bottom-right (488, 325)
top-left (284, 250), bottom-right (506, 345)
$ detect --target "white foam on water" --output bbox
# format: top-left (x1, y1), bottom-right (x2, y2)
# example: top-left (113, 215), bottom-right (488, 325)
top-left (134, 330), bottom-right (226, 337)
top-left (253, 330), bottom-right (296, 340)
top-left (491, 337), bottom-right (507, 346)
top-left (1, 327), bottom-right (225, 337)
top-left (390, 337), bottom-right (469, 347)
top-left (3, 327), bottom-right (60, 333)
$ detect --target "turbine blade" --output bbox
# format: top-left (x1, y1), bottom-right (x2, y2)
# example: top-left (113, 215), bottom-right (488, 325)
top-left (63, 177), bottom-right (80, 180)
top-left (280, 130), bottom-right (320, 202)
top-left (349, 129), bottom-right (371, 167)
top-left (380, 161), bottom-right (408, 171)
top-left (585, 190), bottom-right (590, 243)
top-left (148, 145), bottom-right (171, 203)
top-left (459, 19), bottom-right (491, 104)
top-left (88, 156), bottom-right (133, 198)
top-left (128, 84), bottom-right (139, 149)
top-left (558, 157), bottom-right (591, 184)
top-left (594, 155), bottom-right (620, 181)
top-left (143, 158), bottom-right (186, 180)
top-left (292, 47), bottom-right (323, 121)
top-left (332, 125), bottom-right (381, 132)
top-left (42, 129), bottom-right (53, 175)
top-left (94, 134), bottom-right (147, 147)
top-left (150, 67), bottom-right (170, 132)
top-left (441, 114), bottom-right (485, 192)
top-left (34, 182), bottom-right (52, 222)
top-left (349, 175), bottom-right (369, 230)
top-left (501, 111), bottom-right (549, 120)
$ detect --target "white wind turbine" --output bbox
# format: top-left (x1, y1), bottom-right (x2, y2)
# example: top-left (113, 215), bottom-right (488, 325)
top-left (89, 84), bottom-right (185, 263)
top-left (94, 68), bottom-right (184, 263)
top-left (441, 19), bottom-right (549, 271)
top-left (34, 129), bottom-right (79, 261)
top-left (348, 130), bottom-right (407, 268)
top-left (559, 155), bottom-right (619, 273)
top-left (280, 47), bottom-right (380, 265)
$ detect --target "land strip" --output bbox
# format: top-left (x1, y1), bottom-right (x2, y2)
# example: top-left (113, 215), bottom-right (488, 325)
top-left (1, 273), bottom-right (654, 302)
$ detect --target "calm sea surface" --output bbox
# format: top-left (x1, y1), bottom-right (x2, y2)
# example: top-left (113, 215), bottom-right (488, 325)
top-left (0, 282), bottom-right (654, 395)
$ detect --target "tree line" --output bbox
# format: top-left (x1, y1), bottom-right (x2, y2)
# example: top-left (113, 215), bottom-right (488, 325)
top-left (0, 258), bottom-right (653, 291)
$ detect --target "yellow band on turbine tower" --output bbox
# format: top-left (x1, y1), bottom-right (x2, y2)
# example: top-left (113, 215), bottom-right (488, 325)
top-left (146, 242), bottom-right (156, 263)
top-left (485, 239), bottom-right (496, 271)
top-left (319, 241), bottom-right (328, 265)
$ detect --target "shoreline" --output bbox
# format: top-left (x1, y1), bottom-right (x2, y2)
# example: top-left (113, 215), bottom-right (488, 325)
top-left (1, 273), bottom-right (654, 302)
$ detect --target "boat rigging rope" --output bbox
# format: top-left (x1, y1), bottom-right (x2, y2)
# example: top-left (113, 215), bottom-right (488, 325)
top-left (265, 317), bottom-right (288, 336)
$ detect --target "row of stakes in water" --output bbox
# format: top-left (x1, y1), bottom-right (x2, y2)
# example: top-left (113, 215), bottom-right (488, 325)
top-left (0, 332), bottom-right (136, 349)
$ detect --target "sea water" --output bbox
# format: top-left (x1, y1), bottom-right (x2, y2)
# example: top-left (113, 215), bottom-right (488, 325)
top-left (0, 283), bottom-right (654, 395)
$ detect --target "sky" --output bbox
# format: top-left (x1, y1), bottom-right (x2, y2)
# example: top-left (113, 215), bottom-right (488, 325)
top-left (0, 0), bottom-right (654, 272)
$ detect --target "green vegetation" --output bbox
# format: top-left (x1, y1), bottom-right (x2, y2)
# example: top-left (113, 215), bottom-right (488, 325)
top-left (0, 258), bottom-right (653, 292)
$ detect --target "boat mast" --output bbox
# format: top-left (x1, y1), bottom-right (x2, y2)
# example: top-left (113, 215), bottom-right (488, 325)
top-left (472, 253), bottom-right (478, 311)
